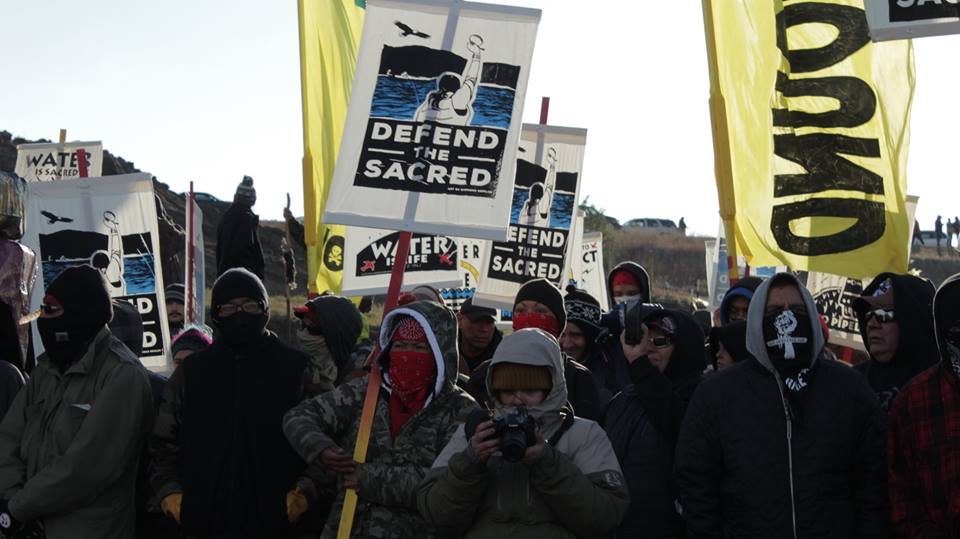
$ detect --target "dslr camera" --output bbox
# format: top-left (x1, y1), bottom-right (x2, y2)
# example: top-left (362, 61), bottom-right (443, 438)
top-left (465, 407), bottom-right (538, 462)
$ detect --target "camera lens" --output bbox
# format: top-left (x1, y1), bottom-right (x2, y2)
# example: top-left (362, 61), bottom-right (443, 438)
top-left (499, 429), bottom-right (528, 462)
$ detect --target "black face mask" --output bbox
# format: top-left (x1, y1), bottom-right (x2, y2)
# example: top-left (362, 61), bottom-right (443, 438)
top-left (37, 314), bottom-right (100, 371)
top-left (763, 308), bottom-right (812, 389)
top-left (943, 323), bottom-right (960, 380)
top-left (216, 312), bottom-right (268, 347)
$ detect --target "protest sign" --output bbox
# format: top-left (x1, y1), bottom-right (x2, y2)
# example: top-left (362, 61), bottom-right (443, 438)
top-left (577, 231), bottom-right (608, 311)
top-left (473, 123), bottom-right (587, 310)
top-left (866, 0), bottom-right (960, 41)
top-left (323, 0), bottom-right (541, 240)
top-left (806, 272), bottom-right (867, 352)
top-left (341, 226), bottom-right (461, 296)
top-left (23, 173), bottom-right (171, 371)
top-left (706, 0), bottom-right (915, 278)
top-left (564, 211), bottom-right (584, 286)
top-left (15, 141), bottom-right (103, 182)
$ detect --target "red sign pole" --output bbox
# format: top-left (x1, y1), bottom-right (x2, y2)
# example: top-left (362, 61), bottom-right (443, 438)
top-left (540, 96), bottom-right (550, 125)
top-left (76, 149), bottom-right (89, 178)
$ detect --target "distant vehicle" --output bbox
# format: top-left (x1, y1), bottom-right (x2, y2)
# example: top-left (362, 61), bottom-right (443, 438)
top-left (623, 217), bottom-right (678, 231)
top-left (192, 192), bottom-right (224, 204)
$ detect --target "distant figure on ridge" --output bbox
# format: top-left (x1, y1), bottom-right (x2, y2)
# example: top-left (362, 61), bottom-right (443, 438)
top-left (216, 176), bottom-right (264, 279)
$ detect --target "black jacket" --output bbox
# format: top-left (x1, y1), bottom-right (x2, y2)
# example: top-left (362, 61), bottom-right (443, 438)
top-left (216, 202), bottom-right (265, 279)
top-left (853, 273), bottom-right (938, 412)
top-left (466, 355), bottom-right (602, 421)
top-left (601, 309), bottom-right (703, 538)
top-left (151, 332), bottom-right (309, 537)
top-left (459, 328), bottom-right (502, 374)
top-left (675, 274), bottom-right (888, 539)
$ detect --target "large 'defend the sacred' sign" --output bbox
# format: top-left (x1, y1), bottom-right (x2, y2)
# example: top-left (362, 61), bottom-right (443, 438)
top-left (711, 0), bottom-right (914, 278)
top-left (866, 0), bottom-right (960, 41)
top-left (341, 226), bottom-right (462, 296)
top-left (473, 124), bottom-right (587, 310)
top-left (323, 0), bottom-right (540, 240)
top-left (22, 173), bottom-right (171, 371)
top-left (15, 141), bottom-right (103, 182)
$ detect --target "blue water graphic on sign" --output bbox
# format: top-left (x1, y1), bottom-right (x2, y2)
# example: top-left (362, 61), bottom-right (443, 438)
top-left (42, 254), bottom-right (156, 295)
top-left (370, 76), bottom-right (514, 129)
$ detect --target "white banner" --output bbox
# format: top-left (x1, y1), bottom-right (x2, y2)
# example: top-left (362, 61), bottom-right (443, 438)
top-left (184, 195), bottom-right (205, 326)
top-left (577, 231), bottom-right (608, 311)
top-left (564, 211), bottom-right (584, 287)
top-left (23, 173), bottom-right (170, 371)
top-left (474, 124), bottom-right (587, 310)
top-left (867, 0), bottom-right (960, 41)
top-left (323, 0), bottom-right (540, 240)
top-left (15, 141), bottom-right (103, 182)
top-left (341, 227), bottom-right (461, 296)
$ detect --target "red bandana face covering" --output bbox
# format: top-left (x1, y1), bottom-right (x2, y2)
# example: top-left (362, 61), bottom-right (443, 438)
top-left (387, 347), bottom-right (436, 439)
top-left (512, 312), bottom-right (561, 338)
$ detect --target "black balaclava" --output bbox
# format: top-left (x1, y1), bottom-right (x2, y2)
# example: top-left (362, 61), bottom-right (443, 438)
top-left (108, 299), bottom-right (143, 355)
top-left (210, 268), bottom-right (269, 347)
top-left (763, 305), bottom-right (813, 392)
top-left (933, 273), bottom-right (960, 381)
top-left (38, 265), bottom-right (113, 371)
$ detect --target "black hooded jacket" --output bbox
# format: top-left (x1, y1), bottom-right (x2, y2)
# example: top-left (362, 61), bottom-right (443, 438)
top-left (601, 309), bottom-right (704, 538)
top-left (606, 261), bottom-right (651, 304)
top-left (853, 273), bottom-right (938, 412)
top-left (676, 273), bottom-right (888, 538)
top-left (216, 202), bottom-right (265, 279)
top-left (708, 320), bottom-right (750, 370)
top-left (718, 276), bottom-right (763, 325)
top-left (307, 295), bottom-right (364, 383)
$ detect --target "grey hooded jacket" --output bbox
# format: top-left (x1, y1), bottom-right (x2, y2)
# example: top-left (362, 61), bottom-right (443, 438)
top-left (675, 273), bottom-right (888, 538)
top-left (417, 328), bottom-right (629, 538)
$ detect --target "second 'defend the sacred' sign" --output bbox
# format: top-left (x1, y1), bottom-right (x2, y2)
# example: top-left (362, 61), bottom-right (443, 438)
top-left (341, 226), bottom-right (462, 296)
top-left (473, 124), bottom-right (587, 310)
top-left (323, 0), bottom-right (541, 241)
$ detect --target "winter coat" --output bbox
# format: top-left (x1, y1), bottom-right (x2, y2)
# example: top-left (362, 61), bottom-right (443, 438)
top-left (888, 273), bottom-right (960, 537)
top-left (675, 273), bottom-right (888, 539)
top-left (581, 335), bottom-right (631, 405)
top-left (215, 202), bottom-right (265, 279)
top-left (602, 309), bottom-right (704, 538)
top-left (854, 273), bottom-right (938, 412)
top-left (0, 361), bottom-right (24, 421)
top-left (283, 301), bottom-right (477, 538)
top-left (150, 331), bottom-right (309, 538)
top-left (418, 328), bottom-right (629, 538)
top-left (0, 328), bottom-right (153, 539)
top-left (466, 354), bottom-right (602, 421)
top-left (606, 261), bottom-right (652, 304)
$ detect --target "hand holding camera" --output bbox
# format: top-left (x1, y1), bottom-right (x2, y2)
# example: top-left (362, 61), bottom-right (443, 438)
top-left (466, 407), bottom-right (540, 463)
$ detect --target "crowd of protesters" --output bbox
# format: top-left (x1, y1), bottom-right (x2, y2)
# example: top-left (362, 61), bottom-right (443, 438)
top-left (0, 174), bottom-right (957, 538)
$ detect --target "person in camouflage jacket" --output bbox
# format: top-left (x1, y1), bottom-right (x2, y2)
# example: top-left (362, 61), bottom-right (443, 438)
top-left (283, 300), bottom-right (477, 538)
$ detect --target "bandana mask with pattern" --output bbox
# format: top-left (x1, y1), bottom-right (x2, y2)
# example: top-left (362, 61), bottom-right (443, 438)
top-left (943, 322), bottom-right (960, 380)
top-left (387, 317), bottom-right (437, 440)
top-left (512, 312), bottom-right (560, 338)
top-left (763, 308), bottom-right (813, 393)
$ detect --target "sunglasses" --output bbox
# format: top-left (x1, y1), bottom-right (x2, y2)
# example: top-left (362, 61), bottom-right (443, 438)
top-left (864, 308), bottom-right (895, 324)
top-left (217, 300), bottom-right (265, 317)
top-left (647, 335), bottom-right (672, 348)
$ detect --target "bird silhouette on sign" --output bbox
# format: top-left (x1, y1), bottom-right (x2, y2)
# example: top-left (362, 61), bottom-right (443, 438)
top-left (41, 210), bottom-right (74, 225)
top-left (395, 21), bottom-right (430, 38)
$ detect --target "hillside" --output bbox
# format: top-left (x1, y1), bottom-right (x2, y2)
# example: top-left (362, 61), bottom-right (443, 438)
top-left (6, 129), bottom-right (960, 318)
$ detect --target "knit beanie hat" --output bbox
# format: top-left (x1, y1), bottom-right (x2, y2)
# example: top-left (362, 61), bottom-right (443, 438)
top-left (171, 325), bottom-right (213, 356)
top-left (514, 278), bottom-right (566, 329)
top-left (490, 362), bottom-right (553, 392)
top-left (165, 283), bottom-right (185, 304)
top-left (108, 299), bottom-right (143, 355)
top-left (46, 265), bottom-right (113, 328)
top-left (211, 268), bottom-right (268, 320)
top-left (564, 286), bottom-right (602, 343)
top-left (235, 175), bottom-right (256, 205)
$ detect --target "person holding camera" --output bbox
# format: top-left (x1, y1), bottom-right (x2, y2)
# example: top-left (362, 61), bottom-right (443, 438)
top-left (418, 328), bottom-right (628, 538)
top-left (601, 306), bottom-right (705, 538)
top-left (283, 300), bottom-right (476, 538)
top-left (466, 278), bottom-right (602, 420)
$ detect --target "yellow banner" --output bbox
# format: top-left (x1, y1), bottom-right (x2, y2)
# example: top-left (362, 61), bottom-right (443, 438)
top-left (707, 0), bottom-right (915, 277)
top-left (298, 0), bottom-right (364, 294)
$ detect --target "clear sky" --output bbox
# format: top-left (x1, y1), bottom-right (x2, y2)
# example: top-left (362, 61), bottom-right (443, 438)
top-left (2, 0), bottom-right (958, 236)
